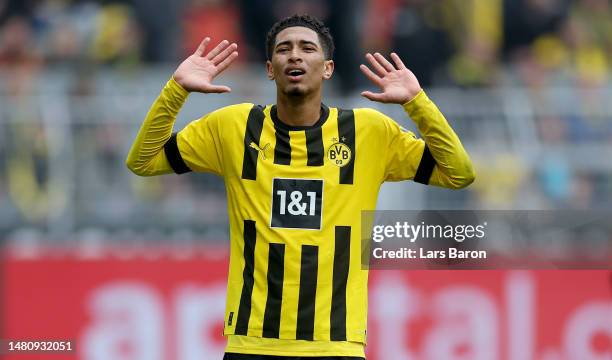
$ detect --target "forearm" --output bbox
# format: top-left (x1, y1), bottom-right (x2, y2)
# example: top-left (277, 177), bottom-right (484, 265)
top-left (403, 90), bottom-right (475, 189)
top-left (126, 78), bottom-right (189, 176)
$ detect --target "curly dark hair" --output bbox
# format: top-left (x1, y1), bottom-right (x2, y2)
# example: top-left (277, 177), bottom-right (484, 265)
top-left (266, 14), bottom-right (335, 60)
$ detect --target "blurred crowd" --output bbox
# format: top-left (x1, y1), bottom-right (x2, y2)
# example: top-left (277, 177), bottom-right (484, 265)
top-left (1, 0), bottom-right (612, 239)
top-left (1, 0), bottom-right (611, 87)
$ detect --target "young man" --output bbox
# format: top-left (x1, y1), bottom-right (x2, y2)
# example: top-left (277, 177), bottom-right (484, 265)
top-left (126, 14), bottom-right (474, 360)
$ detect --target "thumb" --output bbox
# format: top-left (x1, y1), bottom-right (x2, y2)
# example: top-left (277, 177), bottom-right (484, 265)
top-left (204, 85), bottom-right (232, 93)
top-left (361, 91), bottom-right (386, 102)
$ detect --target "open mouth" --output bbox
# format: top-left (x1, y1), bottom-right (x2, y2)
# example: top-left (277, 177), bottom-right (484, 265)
top-left (286, 68), bottom-right (306, 81)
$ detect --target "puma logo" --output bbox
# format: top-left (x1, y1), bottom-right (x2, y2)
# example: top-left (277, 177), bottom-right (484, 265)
top-left (250, 142), bottom-right (270, 160)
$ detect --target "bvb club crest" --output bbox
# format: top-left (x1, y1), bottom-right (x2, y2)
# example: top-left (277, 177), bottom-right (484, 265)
top-left (327, 141), bottom-right (352, 167)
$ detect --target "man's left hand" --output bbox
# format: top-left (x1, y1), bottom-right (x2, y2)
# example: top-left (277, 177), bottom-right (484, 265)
top-left (359, 52), bottom-right (422, 104)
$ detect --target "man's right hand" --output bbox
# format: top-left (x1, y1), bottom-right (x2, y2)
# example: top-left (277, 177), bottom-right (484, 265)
top-left (173, 38), bottom-right (239, 93)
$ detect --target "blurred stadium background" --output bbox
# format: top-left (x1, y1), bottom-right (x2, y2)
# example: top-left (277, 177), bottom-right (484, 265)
top-left (1, 0), bottom-right (611, 359)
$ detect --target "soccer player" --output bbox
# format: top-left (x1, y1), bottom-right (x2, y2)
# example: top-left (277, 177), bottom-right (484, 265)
top-left (126, 14), bottom-right (474, 360)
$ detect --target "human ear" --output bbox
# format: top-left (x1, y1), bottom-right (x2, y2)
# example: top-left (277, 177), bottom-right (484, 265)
top-left (323, 60), bottom-right (334, 80)
top-left (266, 60), bottom-right (274, 80)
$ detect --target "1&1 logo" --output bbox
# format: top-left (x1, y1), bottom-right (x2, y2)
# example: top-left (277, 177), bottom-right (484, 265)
top-left (327, 142), bottom-right (352, 167)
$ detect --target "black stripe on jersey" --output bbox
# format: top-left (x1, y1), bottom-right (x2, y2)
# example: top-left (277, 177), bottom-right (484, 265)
top-left (305, 128), bottom-right (324, 166)
top-left (296, 245), bottom-right (319, 340)
top-left (241, 105), bottom-right (265, 180)
top-left (337, 109), bottom-right (355, 184)
top-left (414, 145), bottom-right (436, 185)
top-left (330, 226), bottom-right (351, 341)
top-left (273, 126), bottom-right (291, 165)
top-left (235, 220), bottom-right (257, 335)
top-left (262, 243), bottom-right (285, 338)
top-left (164, 133), bottom-right (192, 174)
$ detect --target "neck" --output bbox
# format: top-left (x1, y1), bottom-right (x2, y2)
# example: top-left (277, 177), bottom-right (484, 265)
top-left (275, 90), bottom-right (322, 127)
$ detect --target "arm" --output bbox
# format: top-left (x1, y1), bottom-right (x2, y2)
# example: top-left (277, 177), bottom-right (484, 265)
top-left (125, 78), bottom-right (188, 176)
top-left (402, 90), bottom-right (475, 189)
top-left (360, 52), bottom-right (475, 189)
top-left (125, 38), bottom-right (239, 176)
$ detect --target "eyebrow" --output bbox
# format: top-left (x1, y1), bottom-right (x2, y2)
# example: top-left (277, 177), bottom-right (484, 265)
top-left (275, 40), bottom-right (320, 49)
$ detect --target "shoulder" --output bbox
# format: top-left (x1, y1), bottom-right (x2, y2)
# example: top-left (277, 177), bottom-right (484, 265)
top-left (350, 107), bottom-right (398, 133)
top-left (191, 103), bottom-right (258, 130)
top-left (208, 103), bottom-right (257, 119)
top-left (352, 107), bottom-right (395, 123)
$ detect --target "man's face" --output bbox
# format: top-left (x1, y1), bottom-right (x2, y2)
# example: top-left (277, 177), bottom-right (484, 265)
top-left (267, 26), bottom-right (334, 97)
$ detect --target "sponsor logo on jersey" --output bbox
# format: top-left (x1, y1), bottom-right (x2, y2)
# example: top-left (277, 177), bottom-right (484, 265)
top-left (271, 178), bottom-right (323, 230)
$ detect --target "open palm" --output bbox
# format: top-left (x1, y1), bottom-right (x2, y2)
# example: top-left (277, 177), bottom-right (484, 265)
top-left (360, 52), bottom-right (422, 104)
top-left (173, 38), bottom-right (239, 93)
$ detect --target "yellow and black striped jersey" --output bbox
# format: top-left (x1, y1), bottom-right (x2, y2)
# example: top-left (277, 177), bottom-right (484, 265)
top-left (126, 78), bottom-right (475, 357)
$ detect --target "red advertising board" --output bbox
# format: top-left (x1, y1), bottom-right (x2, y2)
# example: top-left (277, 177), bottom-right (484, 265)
top-left (2, 248), bottom-right (611, 360)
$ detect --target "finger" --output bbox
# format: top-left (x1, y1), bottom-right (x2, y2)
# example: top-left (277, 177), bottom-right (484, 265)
top-left (215, 51), bottom-right (239, 73)
top-left (194, 37), bottom-right (210, 56)
top-left (359, 64), bottom-right (383, 86)
top-left (360, 91), bottom-right (387, 103)
top-left (205, 85), bottom-right (232, 93)
top-left (212, 43), bottom-right (238, 66)
top-left (374, 52), bottom-right (396, 72)
top-left (205, 40), bottom-right (230, 60)
top-left (366, 53), bottom-right (388, 77)
top-left (390, 52), bottom-right (407, 70)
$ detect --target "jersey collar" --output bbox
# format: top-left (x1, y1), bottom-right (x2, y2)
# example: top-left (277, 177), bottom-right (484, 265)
top-left (270, 103), bottom-right (330, 131)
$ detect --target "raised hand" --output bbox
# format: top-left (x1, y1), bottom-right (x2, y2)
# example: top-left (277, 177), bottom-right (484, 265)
top-left (173, 38), bottom-right (239, 93)
top-left (359, 52), bottom-right (422, 104)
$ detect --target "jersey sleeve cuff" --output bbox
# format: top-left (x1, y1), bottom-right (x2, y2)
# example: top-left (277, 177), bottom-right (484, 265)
top-left (158, 77), bottom-right (190, 115)
top-left (167, 77), bottom-right (190, 98)
top-left (401, 89), bottom-right (427, 115)
top-left (401, 89), bottom-right (445, 132)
